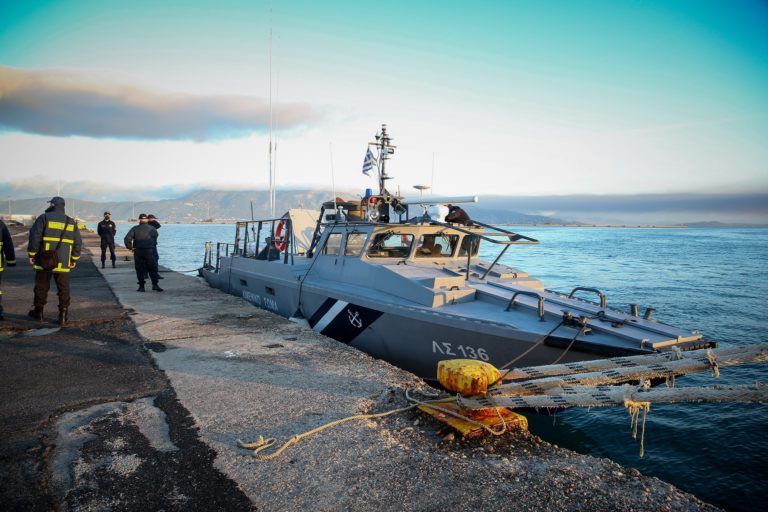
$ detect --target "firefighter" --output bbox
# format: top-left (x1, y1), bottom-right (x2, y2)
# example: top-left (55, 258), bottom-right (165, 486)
top-left (123, 214), bottom-right (162, 292)
top-left (97, 210), bottom-right (117, 268)
top-left (0, 219), bottom-right (17, 321)
top-left (27, 196), bottom-right (83, 326)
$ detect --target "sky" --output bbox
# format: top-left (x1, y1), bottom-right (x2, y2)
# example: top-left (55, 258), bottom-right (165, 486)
top-left (1, 0), bottom-right (767, 202)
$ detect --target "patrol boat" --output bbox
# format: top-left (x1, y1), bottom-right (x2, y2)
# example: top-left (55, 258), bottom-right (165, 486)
top-left (200, 125), bottom-right (714, 380)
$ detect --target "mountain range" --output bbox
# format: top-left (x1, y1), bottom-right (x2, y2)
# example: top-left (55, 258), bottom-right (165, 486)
top-left (3, 189), bottom-right (564, 225)
top-left (1, 182), bottom-right (766, 226)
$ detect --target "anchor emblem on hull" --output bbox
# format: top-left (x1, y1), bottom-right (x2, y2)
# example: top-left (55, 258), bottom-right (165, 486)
top-left (348, 309), bottom-right (363, 329)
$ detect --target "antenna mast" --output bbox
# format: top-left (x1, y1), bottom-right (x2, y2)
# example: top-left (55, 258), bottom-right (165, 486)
top-left (372, 124), bottom-right (396, 197)
top-left (268, 0), bottom-right (275, 218)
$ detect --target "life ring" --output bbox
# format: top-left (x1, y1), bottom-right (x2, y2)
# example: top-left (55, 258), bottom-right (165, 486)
top-left (274, 220), bottom-right (287, 251)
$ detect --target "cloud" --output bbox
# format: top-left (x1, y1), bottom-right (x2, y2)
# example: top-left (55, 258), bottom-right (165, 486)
top-left (0, 66), bottom-right (318, 141)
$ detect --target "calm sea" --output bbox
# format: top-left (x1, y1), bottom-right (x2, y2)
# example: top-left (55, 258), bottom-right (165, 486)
top-left (116, 223), bottom-right (768, 511)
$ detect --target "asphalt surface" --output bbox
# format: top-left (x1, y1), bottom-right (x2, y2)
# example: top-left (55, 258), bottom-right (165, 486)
top-left (0, 228), bottom-right (252, 511)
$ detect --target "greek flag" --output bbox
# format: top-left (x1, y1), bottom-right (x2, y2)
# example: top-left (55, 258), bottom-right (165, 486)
top-left (362, 147), bottom-right (376, 176)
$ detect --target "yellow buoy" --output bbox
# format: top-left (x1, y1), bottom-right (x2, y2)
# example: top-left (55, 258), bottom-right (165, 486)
top-left (437, 359), bottom-right (502, 396)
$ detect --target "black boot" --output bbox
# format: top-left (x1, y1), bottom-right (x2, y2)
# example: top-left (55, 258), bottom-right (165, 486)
top-left (28, 308), bottom-right (44, 322)
top-left (101, 260), bottom-right (105, 269)
top-left (112, 260), bottom-right (116, 268)
top-left (58, 308), bottom-right (68, 327)
top-left (137, 284), bottom-right (145, 292)
top-left (152, 284), bottom-right (164, 292)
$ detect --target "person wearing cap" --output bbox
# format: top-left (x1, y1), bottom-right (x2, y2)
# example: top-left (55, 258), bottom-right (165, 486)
top-left (97, 211), bottom-right (117, 268)
top-left (27, 196), bottom-right (83, 326)
top-left (123, 214), bottom-right (162, 292)
top-left (0, 218), bottom-right (17, 321)
top-left (146, 214), bottom-right (163, 280)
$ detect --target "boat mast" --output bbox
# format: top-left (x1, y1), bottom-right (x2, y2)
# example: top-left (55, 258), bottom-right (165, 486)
top-left (374, 124), bottom-right (395, 197)
top-left (268, 0), bottom-right (275, 218)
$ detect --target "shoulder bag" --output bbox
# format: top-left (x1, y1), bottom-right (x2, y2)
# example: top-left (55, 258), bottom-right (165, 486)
top-left (38, 217), bottom-right (70, 271)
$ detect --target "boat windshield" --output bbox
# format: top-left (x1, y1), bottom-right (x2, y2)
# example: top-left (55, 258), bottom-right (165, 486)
top-left (344, 232), bottom-right (368, 256)
top-left (367, 232), bottom-right (414, 258)
top-left (415, 234), bottom-right (459, 258)
top-left (322, 233), bottom-right (343, 256)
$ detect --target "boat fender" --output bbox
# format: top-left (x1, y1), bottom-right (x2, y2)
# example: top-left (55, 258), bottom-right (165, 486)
top-left (437, 359), bottom-right (502, 396)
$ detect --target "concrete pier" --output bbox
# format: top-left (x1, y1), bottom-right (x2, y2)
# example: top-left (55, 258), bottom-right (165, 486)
top-left (0, 228), bottom-right (719, 511)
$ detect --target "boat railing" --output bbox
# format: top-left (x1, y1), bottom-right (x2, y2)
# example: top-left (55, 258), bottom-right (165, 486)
top-left (203, 241), bottom-right (234, 272)
top-left (428, 220), bottom-right (539, 281)
top-left (505, 290), bottom-right (546, 321)
top-left (233, 217), bottom-right (295, 264)
top-left (568, 287), bottom-right (607, 309)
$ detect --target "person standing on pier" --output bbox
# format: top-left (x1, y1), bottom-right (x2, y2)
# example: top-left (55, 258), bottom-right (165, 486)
top-left (97, 211), bottom-right (117, 268)
top-left (123, 213), bottom-right (163, 292)
top-left (146, 214), bottom-right (163, 280)
top-left (0, 219), bottom-right (17, 321)
top-left (27, 196), bottom-right (82, 326)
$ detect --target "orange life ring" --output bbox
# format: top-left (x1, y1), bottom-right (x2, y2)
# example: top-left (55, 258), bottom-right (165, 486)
top-left (274, 220), bottom-right (287, 251)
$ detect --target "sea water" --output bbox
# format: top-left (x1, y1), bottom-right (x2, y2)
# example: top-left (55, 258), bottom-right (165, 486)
top-left (145, 223), bottom-right (767, 511)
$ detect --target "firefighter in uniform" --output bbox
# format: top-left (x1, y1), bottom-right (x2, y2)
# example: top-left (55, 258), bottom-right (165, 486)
top-left (27, 197), bottom-right (82, 326)
top-left (123, 214), bottom-right (163, 292)
top-left (97, 211), bottom-right (117, 268)
top-left (0, 219), bottom-right (17, 321)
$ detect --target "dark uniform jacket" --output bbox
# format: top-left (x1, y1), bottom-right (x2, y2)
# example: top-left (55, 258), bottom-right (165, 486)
top-left (124, 222), bottom-right (158, 250)
top-left (0, 220), bottom-right (16, 272)
top-left (27, 206), bottom-right (83, 273)
top-left (97, 219), bottom-right (117, 240)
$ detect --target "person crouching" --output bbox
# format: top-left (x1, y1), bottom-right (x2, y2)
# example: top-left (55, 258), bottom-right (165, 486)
top-left (123, 214), bottom-right (163, 292)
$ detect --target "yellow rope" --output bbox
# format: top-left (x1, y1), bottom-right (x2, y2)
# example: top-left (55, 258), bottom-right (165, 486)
top-left (238, 389), bottom-right (516, 461)
top-left (237, 404), bottom-right (416, 461)
top-left (404, 389), bottom-right (508, 437)
top-left (624, 399), bottom-right (651, 457)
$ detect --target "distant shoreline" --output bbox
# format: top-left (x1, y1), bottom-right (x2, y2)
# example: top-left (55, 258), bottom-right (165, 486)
top-left (100, 220), bottom-right (690, 229)
top-left (497, 223), bottom-right (687, 228)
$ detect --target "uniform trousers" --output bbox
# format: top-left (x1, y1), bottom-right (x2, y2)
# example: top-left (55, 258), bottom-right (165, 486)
top-left (134, 248), bottom-right (160, 285)
top-left (100, 237), bottom-right (116, 262)
top-left (33, 270), bottom-right (70, 310)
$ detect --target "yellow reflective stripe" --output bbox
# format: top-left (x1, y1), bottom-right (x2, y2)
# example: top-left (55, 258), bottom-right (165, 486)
top-left (47, 222), bottom-right (75, 231)
top-left (6, 260), bottom-right (14, 264)
top-left (71, 255), bottom-right (81, 260)
top-left (43, 236), bottom-right (74, 244)
top-left (28, 252), bottom-right (36, 257)
top-left (32, 264), bottom-right (70, 273)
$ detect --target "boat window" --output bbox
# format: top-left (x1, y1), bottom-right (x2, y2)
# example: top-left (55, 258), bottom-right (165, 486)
top-left (367, 232), bottom-right (414, 258)
top-left (344, 232), bottom-right (368, 256)
top-left (322, 233), bottom-right (343, 256)
top-left (458, 235), bottom-right (480, 257)
top-left (415, 234), bottom-right (459, 258)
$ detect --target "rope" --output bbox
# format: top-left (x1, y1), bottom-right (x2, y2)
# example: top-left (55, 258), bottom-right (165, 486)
top-left (497, 343), bottom-right (766, 382)
top-left (237, 387), bottom-right (522, 461)
top-left (159, 267), bottom-right (203, 274)
top-left (487, 344), bottom-right (768, 397)
top-left (625, 399), bottom-right (651, 457)
top-left (237, 404), bottom-right (417, 461)
top-left (404, 389), bottom-right (508, 437)
top-left (458, 383), bottom-right (768, 410)
top-left (497, 320), bottom-right (565, 371)
top-left (550, 322), bottom-right (588, 365)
